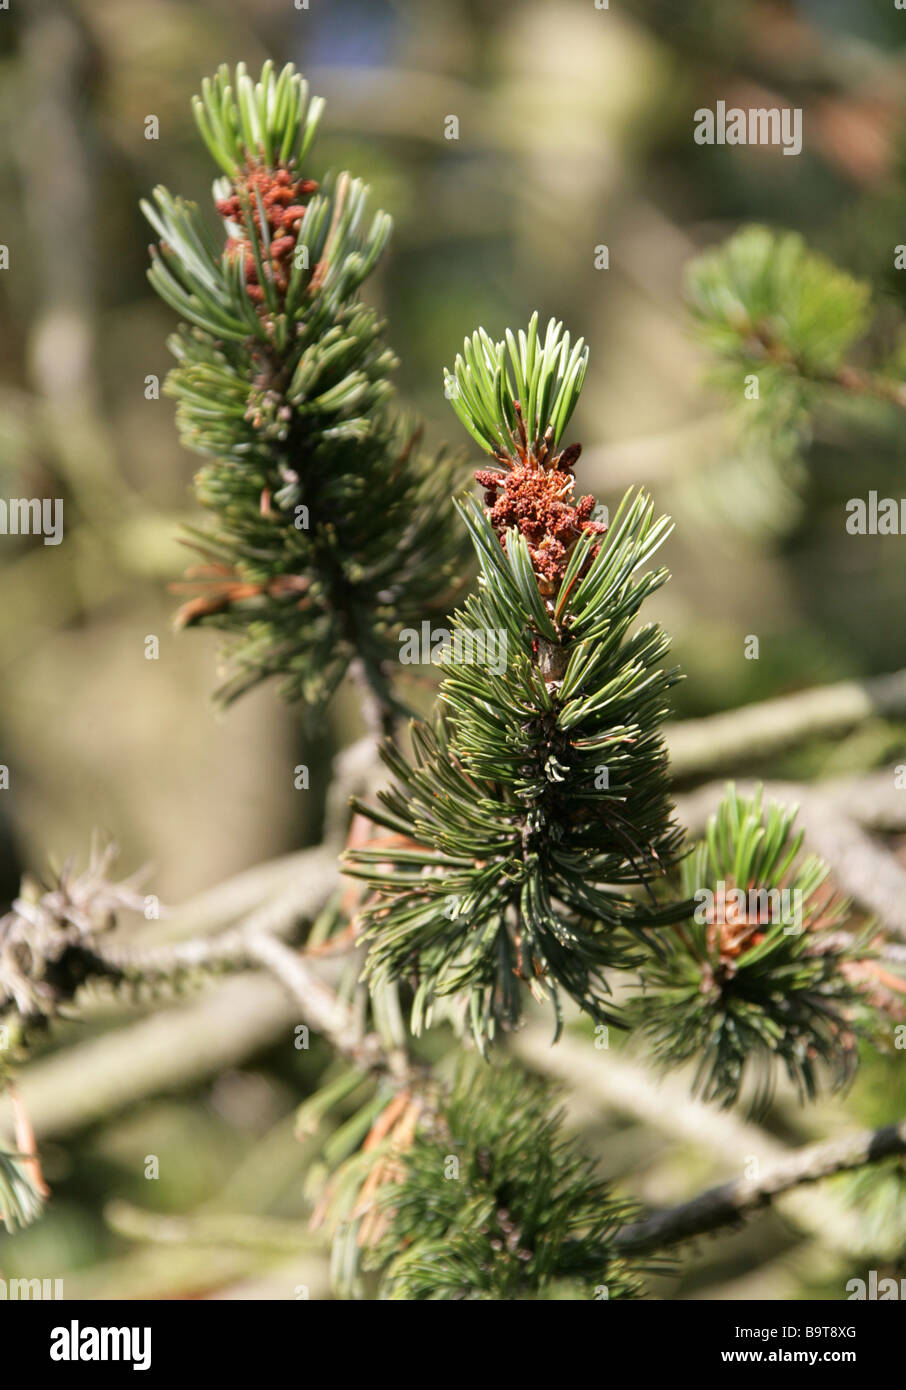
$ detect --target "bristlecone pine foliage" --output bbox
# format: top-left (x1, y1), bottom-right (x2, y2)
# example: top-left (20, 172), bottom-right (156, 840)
top-left (686, 225), bottom-right (871, 400)
top-left (631, 786), bottom-right (879, 1112)
top-left (680, 225), bottom-right (875, 537)
top-left (361, 1061), bottom-right (649, 1300)
top-left (142, 61), bottom-right (466, 721)
top-left (345, 314), bottom-right (689, 1048)
top-left (1, 66), bottom-right (899, 1291)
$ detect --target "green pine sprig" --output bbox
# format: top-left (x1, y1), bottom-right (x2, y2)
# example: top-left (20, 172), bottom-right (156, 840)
top-left (686, 224), bottom-right (872, 383)
top-left (443, 311), bottom-right (588, 459)
top-left (681, 226), bottom-right (875, 538)
top-left (144, 62), bottom-right (468, 718)
top-left (349, 1060), bottom-right (651, 1300)
top-left (631, 784), bottom-right (878, 1113)
top-left (345, 319), bottom-right (688, 1048)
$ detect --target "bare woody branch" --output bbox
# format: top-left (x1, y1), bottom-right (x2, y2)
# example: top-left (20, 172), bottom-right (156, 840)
top-left (615, 1117), bottom-right (906, 1255)
top-left (667, 667), bottom-right (906, 780)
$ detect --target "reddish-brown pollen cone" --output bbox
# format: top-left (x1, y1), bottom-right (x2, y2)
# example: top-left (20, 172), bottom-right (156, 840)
top-left (216, 159), bottom-right (318, 305)
top-left (477, 414), bottom-right (606, 598)
top-left (703, 880), bottom-right (767, 967)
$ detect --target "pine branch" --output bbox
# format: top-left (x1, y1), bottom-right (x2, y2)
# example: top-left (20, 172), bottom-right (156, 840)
top-left (512, 1026), bottom-right (887, 1258)
top-left (124, 843), bottom-right (339, 950)
top-left (105, 1201), bottom-right (321, 1255)
top-left (144, 62), bottom-right (468, 720)
top-left (94, 902), bottom-right (390, 1074)
top-left (0, 840), bottom-right (148, 1046)
top-left (615, 1116), bottom-right (906, 1255)
top-left (243, 932), bottom-right (390, 1072)
top-left (346, 315), bottom-right (688, 1049)
top-left (683, 224), bottom-right (906, 530)
top-left (0, 974), bottom-right (299, 1142)
top-left (831, 363), bottom-right (906, 412)
top-left (94, 877), bottom-right (416, 1082)
top-left (687, 225), bottom-right (872, 389)
top-left (0, 845), bottom-right (348, 1139)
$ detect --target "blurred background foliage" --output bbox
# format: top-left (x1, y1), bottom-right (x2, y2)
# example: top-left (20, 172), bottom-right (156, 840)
top-left (1, 0), bottom-right (905, 1298)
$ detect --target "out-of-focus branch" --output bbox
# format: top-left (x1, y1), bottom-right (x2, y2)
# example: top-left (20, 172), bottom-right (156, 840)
top-left (107, 844), bottom-right (339, 958)
top-left (615, 1117), bottom-right (906, 1255)
top-left (512, 1028), bottom-right (877, 1257)
top-left (0, 973), bottom-right (296, 1141)
top-left (830, 364), bottom-right (906, 412)
top-left (95, 874), bottom-right (392, 1073)
top-left (59, 1236), bottom-right (328, 1302)
top-left (323, 736), bottom-right (384, 844)
top-left (0, 847), bottom-right (346, 1142)
top-left (667, 668), bottom-right (906, 781)
top-left (105, 1200), bottom-right (319, 1254)
top-left (0, 826), bottom-right (409, 1146)
top-left (0, 749), bottom-right (407, 1142)
top-left (676, 769), bottom-right (906, 837)
top-left (347, 658), bottom-right (397, 744)
top-left (242, 932), bottom-right (391, 1072)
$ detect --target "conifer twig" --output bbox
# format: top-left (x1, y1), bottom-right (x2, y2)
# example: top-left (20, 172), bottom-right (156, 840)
top-left (512, 1028), bottom-right (879, 1257)
top-left (615, 1117), bottom-right (906, 1254)
top-left (0, 974), bottom-right (295, 1141)
top-left (241, 932), bottom-right (390, 1072)
top-left (143, 61), bottom-right (467, 717)
top-left (98, 893), bottom-right (411, 1078)
top-left (830, 363), bottom-right (906, 411)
